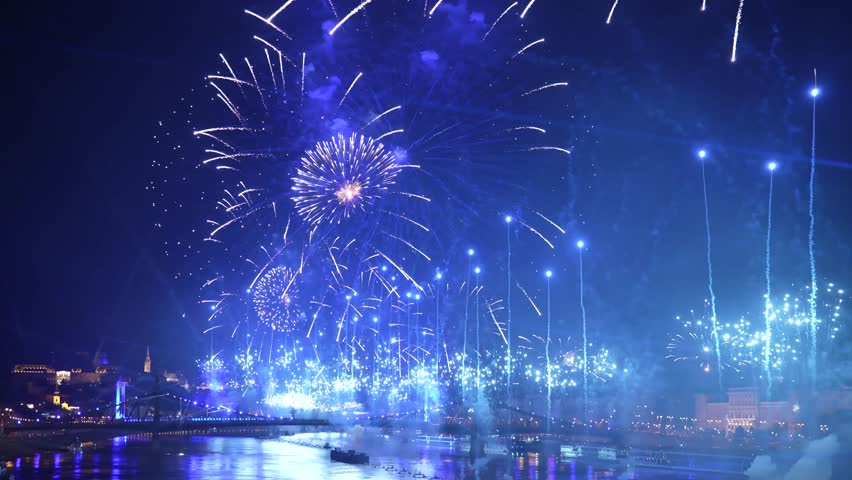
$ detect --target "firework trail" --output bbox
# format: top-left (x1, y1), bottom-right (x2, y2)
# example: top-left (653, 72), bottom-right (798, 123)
top-left (577, 241), bottom-right (588, 423)
top-left (428, 0), bottom-right (445, 17)
top-left (764, 162), bottom-right (776, 392)
top-left (520, 0), bottom-right (537, 19)
top-left (701, 1), bottom-right (707, 12)
top-left (606, 0), bottom-right (619, 24)
top-left (521, 82), bottom-right (569, 97)
top-left (699, 152), bottom-right (723, 389)
top-left (338, 72), bottom-right (363, 106)
top-left (731, 0), bottom-right (745, 62)
top-left (535, 211), bottom-right (566, 234)
top-left (506, 215), bottom-right (513, 416)
top-left (483, 2), bottom-right (517, 40)
top-left (328, 0), bottom-right (375, 35)
top-left (512, 38), bottom-right (545, 59)
top-left (463, 249), bottom-right (473, 400)
top-left (516, 281), bottom-right (542, 316)
top-left (545, 270), bottom-right (552, 433)
top-left (808, 71), bottom-right (819, 382)
top-left (475, 266), bottom-right (482, 396)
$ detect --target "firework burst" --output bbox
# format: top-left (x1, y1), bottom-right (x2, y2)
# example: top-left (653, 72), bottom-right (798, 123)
top-left (292, 133), bottom-right (408, 226)
top-left (253, 266), bottom-right (303, 333)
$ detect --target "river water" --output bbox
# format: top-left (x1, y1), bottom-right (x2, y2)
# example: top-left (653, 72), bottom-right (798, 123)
top-left (5, 432), bottom-right (735, 479)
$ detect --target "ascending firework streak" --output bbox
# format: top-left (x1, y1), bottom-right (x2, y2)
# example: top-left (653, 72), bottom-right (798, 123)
top-left (463, 249), bottom-right (473, 400)
top-left (731, 0), bottom-right (745, 62)
top-left (505, 215), bottom-right (513, 418)
top-left (474, 266), bottom-right (482, 396)
top-left (764, 162), bottom-right (777, 392)
top-left (577, 240), bottom-right (588, 423)
top-left (698, 150), bottom-right (723, 389)
top-left (808, 72), bottom-right (820, 382)
top-left (545, 269), bottom-right (553, 433)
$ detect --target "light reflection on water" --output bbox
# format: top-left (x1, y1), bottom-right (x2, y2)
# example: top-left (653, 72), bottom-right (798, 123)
top-left (9, 433), bottom-right (715, 480)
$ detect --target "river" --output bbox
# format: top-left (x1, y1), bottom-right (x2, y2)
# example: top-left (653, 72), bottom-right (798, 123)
top-left (4, 432), bottom-right (740, 479)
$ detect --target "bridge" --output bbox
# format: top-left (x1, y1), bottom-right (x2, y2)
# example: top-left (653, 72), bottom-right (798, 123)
top-left (3, 416), bottom-right (330, 434)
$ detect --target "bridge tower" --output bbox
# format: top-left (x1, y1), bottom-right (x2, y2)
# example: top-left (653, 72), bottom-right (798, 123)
top-left (115, 379), bottom-right (127, 420)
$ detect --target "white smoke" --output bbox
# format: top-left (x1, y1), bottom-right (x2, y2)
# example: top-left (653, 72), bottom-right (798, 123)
top-left (745, 434), bottom-right (839, 480)
top-left (745, 455), bottom-right (778, 480)
top-left (783, 434), bottom-right (838, 480)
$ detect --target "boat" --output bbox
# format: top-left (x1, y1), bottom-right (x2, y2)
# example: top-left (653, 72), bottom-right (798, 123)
top-left (509, 438), bottom-right (527, 456)
top-left (559, 445), bottom-right (584, 459)
top-left (322, 442), bottom-right (331, 449)
top-left (457, 436), bottom-right (508, 455)
top-left (67, 440), bottom-right (84, 453)
top-left (415, 435), bottom-right (456, 448)
top-left (330, 448), bottom-right (369, 465)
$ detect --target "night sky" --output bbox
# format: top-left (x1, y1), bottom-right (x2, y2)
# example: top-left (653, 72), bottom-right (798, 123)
top-left (3, 0), bottom-right (850, 392)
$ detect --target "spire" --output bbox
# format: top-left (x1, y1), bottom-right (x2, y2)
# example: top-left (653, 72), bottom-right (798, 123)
top-left (144, 346), bottom-right (152, 374)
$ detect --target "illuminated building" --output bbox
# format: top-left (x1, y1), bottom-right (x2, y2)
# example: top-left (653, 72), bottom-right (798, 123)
top-left (695, 388), bottom-right (798, 437)
top-left (144, 346), bottom-right (152, 374)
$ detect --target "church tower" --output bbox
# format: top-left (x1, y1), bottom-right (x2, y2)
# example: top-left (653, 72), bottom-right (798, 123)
top-left (144, 347), bottom-right (151, 374)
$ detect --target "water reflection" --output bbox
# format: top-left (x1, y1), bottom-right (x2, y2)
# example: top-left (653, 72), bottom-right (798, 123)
top-left (9, 433), bottom-right (722, 479)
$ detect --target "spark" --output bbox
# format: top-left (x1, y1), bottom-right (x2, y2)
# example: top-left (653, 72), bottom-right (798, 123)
top-left (483, 2), bottom-right (518, 40)
top-left (385, 232), bottom-right (431, 261)
top-left (527, 146), bottom-right (571, 155)
top-left (516, 282), bottom-right (542, 316)
top-left (428, 0), bottom-right (444, 17)
top-left (364, 105), bottom-right (402, 129)
top-left (253, 36), bottom-right (297, 67)
top-left (395, 192), bottom-right (431, 202)
top-left (265, 49), bottom-right (277, 93)
top-left (375, 129), bottom-right (404, 142)
top-left (381, 210), bottom-right (430, 232)
top-left (520, 0), bottom-right (537, 19)
top-left (326, 0), bottom-right (339, 18)
top-left (202, 151), bottom-right (261, 165)
top-left (266, 0), bottom-right (298, 22)
top-left (521, 82), bottom-right (568, 97)
top-left (376, 251), bottom-right (423, 293)
top-left (244, 10), bottom-right (292, 40)
top-left (506, 126), bottom-right (546, 133)
top-left (731, 0), bottom-right (745, 62)
top-left (606, 0), bottom-right (619, 24)
top-left (512, 38), bottom-right (545, 59)
top-left (328, 0), bottom-right (375, 36)
top-left (339, 72), bottom-right (363, 106)
top-left (487, 300), bottom-right (508, 345)
top-left (300, 52), bottom-right (306, 100)
top-left (518, 219), bottom-right (555, 249)
top-left (207, 75), bottom-right (254, 88)
top-left (535, 211), bottom-right (566, 234)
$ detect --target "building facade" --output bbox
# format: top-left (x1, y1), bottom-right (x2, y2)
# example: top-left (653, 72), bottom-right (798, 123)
top-left (695, 387), bottom-right (798, 437)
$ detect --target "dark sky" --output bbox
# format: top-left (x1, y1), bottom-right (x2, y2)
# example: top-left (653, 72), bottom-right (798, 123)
top-left (2, 0), bottom-right (850, 387)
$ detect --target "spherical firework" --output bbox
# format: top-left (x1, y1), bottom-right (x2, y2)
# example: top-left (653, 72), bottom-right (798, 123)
top-left (253, 266), bottom-right (302, 333)
top-left (292, 133), bottom-right (403, 225)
